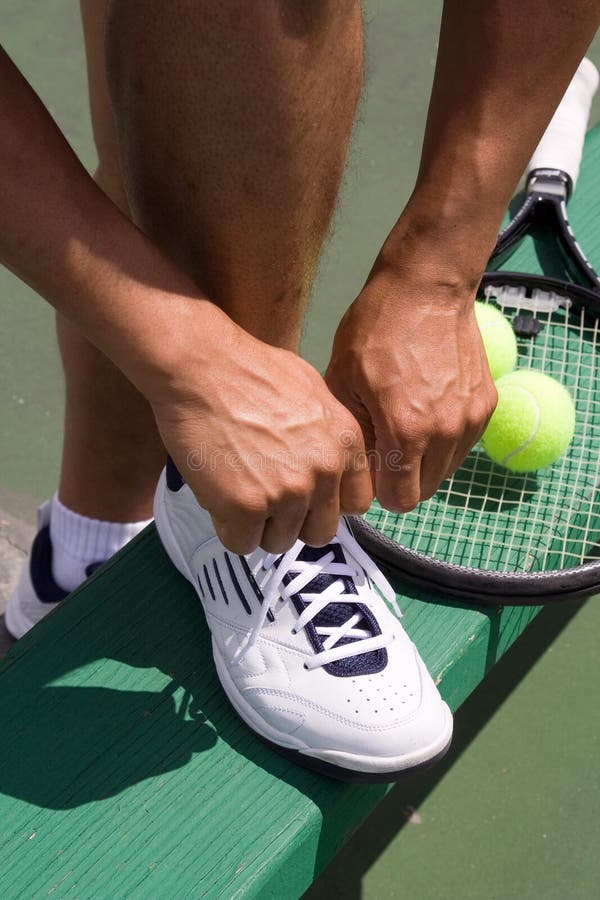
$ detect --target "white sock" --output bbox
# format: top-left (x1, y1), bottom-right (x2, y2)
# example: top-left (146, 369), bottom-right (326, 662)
top-left (50, 492), bottom-right (152, 592)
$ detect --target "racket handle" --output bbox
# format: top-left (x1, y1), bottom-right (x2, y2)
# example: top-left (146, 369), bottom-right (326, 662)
top-left (527, 57), bottom-right (599, 191)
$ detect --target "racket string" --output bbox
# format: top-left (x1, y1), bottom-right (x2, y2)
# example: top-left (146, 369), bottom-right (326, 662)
top-left (364, 297), bottom-right (600, 575)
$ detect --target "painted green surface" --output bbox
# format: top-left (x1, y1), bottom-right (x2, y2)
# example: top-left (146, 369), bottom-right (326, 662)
top-left (0, 527), bottom-right (540, 899)
top-left (307, 596), bottom-right (600, 900)
top-left (1, 3), bottom-right (600, 899)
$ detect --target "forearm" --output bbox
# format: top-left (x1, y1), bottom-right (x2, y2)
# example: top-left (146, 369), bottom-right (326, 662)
top-left (0, 46), bottom-right (225, 395)
top-left (379, 0), bottom-right (600, 291)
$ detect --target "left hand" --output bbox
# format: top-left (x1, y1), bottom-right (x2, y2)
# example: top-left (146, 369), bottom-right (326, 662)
top-left (325, 261), bottom-right (498, 513)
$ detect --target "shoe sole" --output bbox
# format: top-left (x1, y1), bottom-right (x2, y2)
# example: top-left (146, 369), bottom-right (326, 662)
top-left (154, 471), bottom-right (454, 782)
top-left (4, 594), bottom-right (27, 640)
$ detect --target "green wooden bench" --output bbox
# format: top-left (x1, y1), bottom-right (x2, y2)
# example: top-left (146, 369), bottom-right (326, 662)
top-left (2, 126), bottom-right (600, 900)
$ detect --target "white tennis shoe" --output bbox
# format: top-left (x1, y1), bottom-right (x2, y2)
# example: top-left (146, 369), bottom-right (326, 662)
top-left (4, 501), bottom-right (107, 640)
top-left (154, 461), bottom-right (453, 781)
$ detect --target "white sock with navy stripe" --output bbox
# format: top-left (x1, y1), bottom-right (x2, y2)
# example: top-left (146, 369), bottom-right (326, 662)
top-left (50, 493), bottom-right (152, 592)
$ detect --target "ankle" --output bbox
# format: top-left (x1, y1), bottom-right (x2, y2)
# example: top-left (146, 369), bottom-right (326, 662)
top-left (50, 493), bottom-right (152, 591)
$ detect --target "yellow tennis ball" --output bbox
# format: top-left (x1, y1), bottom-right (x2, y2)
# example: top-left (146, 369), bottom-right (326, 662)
top-left (482, 370), bottom-right (576, 472)
top-left (474, 301), bottom-right (518, 380)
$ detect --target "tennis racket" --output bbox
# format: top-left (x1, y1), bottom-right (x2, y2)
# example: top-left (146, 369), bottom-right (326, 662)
top-left (350, 57), bottom-right (600, 605)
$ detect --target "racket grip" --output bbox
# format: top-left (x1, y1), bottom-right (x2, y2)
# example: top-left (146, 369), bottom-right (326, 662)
top-left (527, 57), bottom-right (599, 190)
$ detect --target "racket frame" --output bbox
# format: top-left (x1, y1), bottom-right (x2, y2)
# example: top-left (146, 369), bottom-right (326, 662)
top-left (351, 174), bottom-right (600, 605)
top-left (347, 514), bottom-right (600, 605)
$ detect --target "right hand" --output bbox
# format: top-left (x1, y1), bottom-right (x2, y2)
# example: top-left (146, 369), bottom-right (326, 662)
top-left (144, 303), bottom-right (373, 554)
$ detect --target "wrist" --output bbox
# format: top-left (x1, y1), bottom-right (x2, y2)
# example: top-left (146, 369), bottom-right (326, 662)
top-left (61, 241), bottom-right (231, 404)
top-left (94, 288), bottom-right (235, 405)
top-left (372, 189), bottom-right (502, 302)
top-left (50, 197), bottom-right (238, 402)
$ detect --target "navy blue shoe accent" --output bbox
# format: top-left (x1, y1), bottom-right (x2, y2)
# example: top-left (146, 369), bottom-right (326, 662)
top-left (196, 573), bottom-right (205, 599)
top-left (85, 561), bottom-right (105, 577)
top-left (212, 559), bottom-right (227, 604)
top-left (29, 526), bottom-right (70, 606)
top-left (203, 564), bottom-right (216, 601)
top-left (240, 557), bottom-right (275, 623)
top-left (224, 553), bottom-right (253, 615)
top-left (285, 544), bottom-right (388, 678)
top-left (166, 456), bottom-right (185, 492)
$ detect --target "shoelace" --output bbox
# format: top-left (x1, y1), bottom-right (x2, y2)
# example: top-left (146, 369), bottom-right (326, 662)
top-left (233, 522), bottom-right (401, 669)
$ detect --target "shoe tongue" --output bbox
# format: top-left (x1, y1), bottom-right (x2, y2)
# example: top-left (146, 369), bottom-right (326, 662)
top-left (290, 543), bottom-right (374, 640)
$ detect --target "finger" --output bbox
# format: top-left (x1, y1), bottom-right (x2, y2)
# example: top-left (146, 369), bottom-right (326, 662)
top-left (332, 411), bottom-right (373, 513)
top-left (339, 449), bottom-right (373, 515)
top-left (448, 432), bottom-right (480, 479)
top-left (325, 372), bottom-right (376, 453)
top-left (259, 501), bottom-right (309, 554)
top-left (446, 401), bottom-right (496, 478)
top-left (419, 438), bottom-right (457, 499)
top-left (210, 511), bottom-right (266, 555)
top-left (446, 430), bottom-right (484, 480)
top-left (375, 448), bottom-right (423, 514)
top-left (299, 501), bottom-right (340, 547)
top-left (299, 468), bottom-right (341, 546)
top-left (471, 401), bottom-right (496, 448)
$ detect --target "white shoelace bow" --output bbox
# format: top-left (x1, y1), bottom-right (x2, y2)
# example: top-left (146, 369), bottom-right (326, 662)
top-left (233, 522), bottom-right (401, 669)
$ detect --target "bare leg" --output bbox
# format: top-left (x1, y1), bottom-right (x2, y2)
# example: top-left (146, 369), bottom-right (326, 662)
top-left (55, 0), bottom-right (165, 522)
top-left (105, 0), bottom-right (363, 351)
top-left (60, 0), bottom-right (362, 523)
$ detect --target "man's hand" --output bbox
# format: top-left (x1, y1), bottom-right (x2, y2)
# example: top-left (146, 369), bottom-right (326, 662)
top-left (323, 0), bottom-right (600, 517)
top-left (325, 261), bottom-right (497, 512)
top-left (147, 304), bottom-right (372, 554)
top-left (0, 47), bottom-right (374, 555)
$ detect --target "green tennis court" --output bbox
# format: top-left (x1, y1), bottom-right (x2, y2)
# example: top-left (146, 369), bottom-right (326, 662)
top-left (1, 3), bottom-right (599, 898)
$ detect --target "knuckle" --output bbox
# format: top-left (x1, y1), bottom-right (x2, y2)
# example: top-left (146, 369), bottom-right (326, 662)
top-left (395, 422), bottom-right (421, 446)
top-left (341, 497), bottom-right (371, 517)
top-left (340, 472), bottom-right (373, 516)
top-left (213, 523), bottom-right (259, 555)
top-left (260, 533), bottom-right (297, 554)
top-left (231, 537), bottom-right (261, 555)
top-left (475, 388), bottom-right (498, 423)
top-left (479, 394), bottom-right (497, 417)
top-left (465, 413), bottom-right (486, 434)
top-left (436, 421), bottom-right (462, 443)
top-left (469, 404), bottom-right (495, 434)
top-left (334, 402), bottom-right (359, 430)
top-left (377, 485), bottom-right (420, 514)
top-left (280, 479), bottom-right (311, 505)
top-left (238, 496), bottom-right (269, 519)
top-left (300, 522), bottom-right (337, 547)
top-left (314, 453), bottom-right (342, 482)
